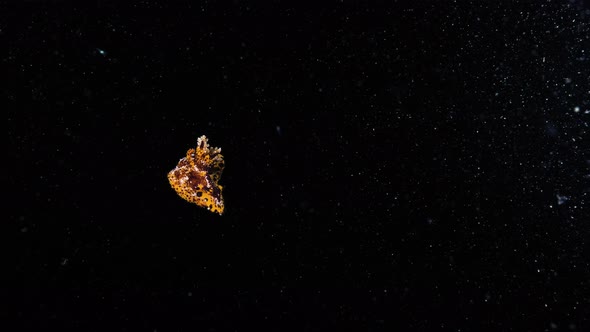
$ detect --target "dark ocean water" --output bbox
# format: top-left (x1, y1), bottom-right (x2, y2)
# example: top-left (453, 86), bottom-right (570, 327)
top-left (6, 1), bottom-right (589, 330)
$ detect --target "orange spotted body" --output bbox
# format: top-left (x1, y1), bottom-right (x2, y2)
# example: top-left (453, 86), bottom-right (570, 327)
top-left (168, 135), bottom-right (225, 215)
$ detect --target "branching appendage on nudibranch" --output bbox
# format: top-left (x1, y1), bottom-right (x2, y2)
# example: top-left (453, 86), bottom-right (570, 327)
top-left (167, 135), bottom-right (225, 215)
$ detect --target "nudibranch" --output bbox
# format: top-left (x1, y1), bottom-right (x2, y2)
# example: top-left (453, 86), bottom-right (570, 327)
top-left (167, 135), bottom-right (225, 215)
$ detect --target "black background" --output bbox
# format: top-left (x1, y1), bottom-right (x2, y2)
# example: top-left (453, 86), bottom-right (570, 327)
top-left (5, 0), bottom-right (590, 330)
